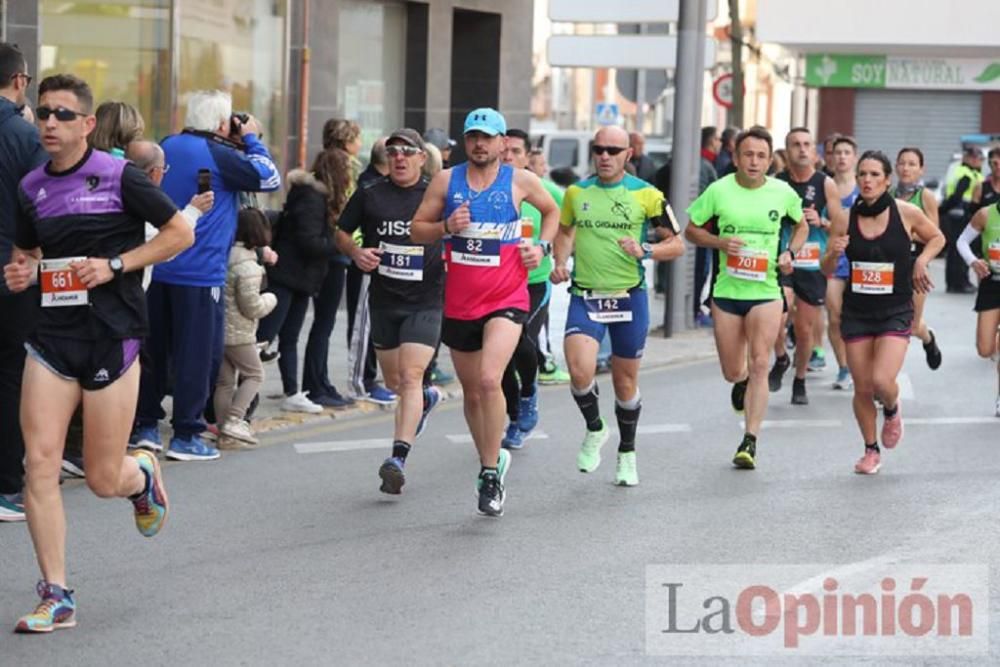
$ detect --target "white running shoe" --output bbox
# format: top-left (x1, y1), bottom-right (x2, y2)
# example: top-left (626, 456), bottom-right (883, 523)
top-left (281, 392), bottom-right (324, 414)
top-left (221, 418), bottom-right (258, 444)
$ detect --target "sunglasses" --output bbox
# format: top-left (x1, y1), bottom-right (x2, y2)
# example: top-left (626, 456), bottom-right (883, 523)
top-left (36, 106), bottom-right (88, 122)
top-left (10, 72), bottom-right (32, 85)
top-left (592, 145), bottom-right (627, 156)
top-left (386, 145), bottom-right (422, 157)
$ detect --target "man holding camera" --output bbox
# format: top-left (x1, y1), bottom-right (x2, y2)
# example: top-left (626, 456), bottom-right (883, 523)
top-left (131, 90), bottom-right (280, 461)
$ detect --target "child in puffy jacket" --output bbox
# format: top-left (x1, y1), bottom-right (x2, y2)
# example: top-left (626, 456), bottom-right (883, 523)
top-left (214, 209), bottom-right (277, 447)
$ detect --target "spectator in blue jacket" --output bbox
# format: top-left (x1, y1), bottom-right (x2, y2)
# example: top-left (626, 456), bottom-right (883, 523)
top-left (0, 43), bottom-right (47, 522)
top-left (131, 90), bottom-right (280, 461)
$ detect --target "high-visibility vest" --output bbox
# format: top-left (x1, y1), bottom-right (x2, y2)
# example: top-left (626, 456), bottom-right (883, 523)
top-left (946, 163), bottom-right (984, 203)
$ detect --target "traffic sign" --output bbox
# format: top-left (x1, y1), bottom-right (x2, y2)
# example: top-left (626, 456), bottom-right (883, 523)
top-left (596, 103), bottom-right (619, 126)
top-left (712, 74), bottom-right (734, 109)
top-left (548, 0), bottom-right (717, 23)
top-left (547, 35), bottom-right (717, 70)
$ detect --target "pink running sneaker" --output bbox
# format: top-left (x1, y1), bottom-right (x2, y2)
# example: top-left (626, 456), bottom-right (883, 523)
top-left (854, 448), bottom-right (881, 475)
top-left (881, 401), bottom-right (903, 449)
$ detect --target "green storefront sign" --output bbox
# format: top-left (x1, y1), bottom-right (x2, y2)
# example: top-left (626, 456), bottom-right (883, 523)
top-left (806, 54), bottom-right (1000, 91)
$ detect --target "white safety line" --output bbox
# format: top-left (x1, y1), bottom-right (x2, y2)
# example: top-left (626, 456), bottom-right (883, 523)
top-left (741, 419), bottom-right (843, 429)
top-left (295, 438), bottom-right (392, 454)
top-left (906, 417), bottom-right (999, 425)
top-left (445, 430), bottom-right (551, 444)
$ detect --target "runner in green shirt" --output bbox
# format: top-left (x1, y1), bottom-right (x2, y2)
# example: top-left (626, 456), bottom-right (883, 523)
top-left (685, 126), bottom-right (807, 470)
top-left (552, 125), bottom-right (683, 486)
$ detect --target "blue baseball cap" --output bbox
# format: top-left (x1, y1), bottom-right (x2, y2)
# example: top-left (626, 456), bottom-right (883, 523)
top-left (463, 108), bottom-right (507, 137)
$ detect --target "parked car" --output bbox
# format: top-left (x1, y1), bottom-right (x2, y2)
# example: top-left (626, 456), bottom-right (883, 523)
top-left (532, 129), bottom-right (671, 181)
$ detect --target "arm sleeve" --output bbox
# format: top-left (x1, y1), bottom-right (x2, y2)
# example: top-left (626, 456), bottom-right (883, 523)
top-left (559, 187), bottom-right (576, 227)
top-left (14, 187), bottom-right (39, 249)
top-left (215, 135), bottom-right (282, 193)
top-left (957, 224), bottom-right (981, 266)
top-left (685, 183), bottom-right (715, 226)
top-left (120, 164), bottom-right (179, 228)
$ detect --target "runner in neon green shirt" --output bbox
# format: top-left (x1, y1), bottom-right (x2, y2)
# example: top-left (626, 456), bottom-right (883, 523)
top-left (553, 125), bottom-right (684, 486)
top-left (685, 126), bottom-right (807, 470)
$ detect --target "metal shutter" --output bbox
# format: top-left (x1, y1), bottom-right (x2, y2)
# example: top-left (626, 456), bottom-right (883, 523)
top-left (853, 90), bottom-right (981, 185)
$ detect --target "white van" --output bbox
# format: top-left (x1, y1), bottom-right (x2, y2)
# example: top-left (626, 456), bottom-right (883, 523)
top-left (532, 130), bottom-right (671, 181)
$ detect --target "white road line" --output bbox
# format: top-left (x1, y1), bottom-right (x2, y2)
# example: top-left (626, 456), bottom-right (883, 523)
top-left (741, 419), bottom-right (843, 429)
top-left (907, 417), bottom-right (999, 425)
top-left (295, 438), bottom-right (392, 454)
top-left (445, 430), bottom-right (551, 444)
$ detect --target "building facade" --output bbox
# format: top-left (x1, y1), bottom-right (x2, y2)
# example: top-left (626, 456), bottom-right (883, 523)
top-left (758, 0), bottom-right (1000, 181)
top-left (2, 0), bottom-right (533, 175)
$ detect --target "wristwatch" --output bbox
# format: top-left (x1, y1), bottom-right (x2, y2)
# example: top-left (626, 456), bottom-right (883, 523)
top-left (641, 242), bottom-right (654, 260)
top-left (109, 256), bottom-right (125, 277)
top-left (539, 240), bottom-right (553, 257)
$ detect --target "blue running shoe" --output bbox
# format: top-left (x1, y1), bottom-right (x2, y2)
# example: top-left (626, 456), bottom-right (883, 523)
top-left (415, 386), bottom-right (443, 439)
top-left (165, 434), bottom-right (220, 462)
top-left (129, 450), bottom-right (169, 537)
top-left (364, 385), bottom-right (398, 406)
top-left (129, 425), bottom-right (162, 452)
top-left (502, 422), bottom-right (525, 450)
top-left (15, 581), bottom-right (76, 633)
top-left (516, 387), bottom-right (539, 433)
top-left (378, 457), bottom-right (406, 495)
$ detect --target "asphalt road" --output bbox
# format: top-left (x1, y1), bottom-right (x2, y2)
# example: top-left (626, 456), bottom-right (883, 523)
top-left (2, 284), bottom-right (999, 665)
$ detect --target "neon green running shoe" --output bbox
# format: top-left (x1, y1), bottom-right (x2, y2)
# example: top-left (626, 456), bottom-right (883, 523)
top-left (130, 450), bottom-right (169, 537)
top-left (577, 419), bottom-right (609, 473)
top-left (732, 435), bottom-right (757, 470)
top-left (615, 451), bottom-right (639, 486)
top-left (538, 366), bottom-right (571, 385)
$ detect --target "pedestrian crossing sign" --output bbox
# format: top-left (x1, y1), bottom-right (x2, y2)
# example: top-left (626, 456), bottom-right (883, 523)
top-left (596, 102), bottom-right (619, 126)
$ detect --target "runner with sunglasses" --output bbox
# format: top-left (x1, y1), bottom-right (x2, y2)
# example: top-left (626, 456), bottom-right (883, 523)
top-left (552, 126), bottom-right (683, 485)
top-left (823, 150), bottom-right (944, 475)
top-left (685, 126), bottom-right (807, 469)
top-left (411, 108), bottom-right (559, 517)
top-left (5, 74), bottom-right (194, 632)
top-left (335, 129), bottom-right (444, 495)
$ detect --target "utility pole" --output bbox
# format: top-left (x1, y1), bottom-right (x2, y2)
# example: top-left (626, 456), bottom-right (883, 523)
top-left (665, 0), bottom-right (707, 336)
top-left (728, 0), bottom-right (744, 128)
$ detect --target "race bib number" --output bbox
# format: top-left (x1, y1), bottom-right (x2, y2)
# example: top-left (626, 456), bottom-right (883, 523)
top-left (378, 242), bottom-right (424, 282)
top-left (725, 248), bottom-right (769, 282)
top-left (584, 291), bottom-right (633, 323)
top-left (791, 242), bottom-right (821, 270)
top-left (40, 257), bottom-right (88, 308)
top-left (851, 261), bottom-right (894, 295)
top-left (450, 225), bottom-right (502, 267)
top-left (988, 242), bottom-right (1000, 274)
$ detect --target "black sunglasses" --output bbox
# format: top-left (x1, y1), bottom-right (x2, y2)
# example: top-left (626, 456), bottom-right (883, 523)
top-left (36, 106), bottom-right (87, 122)
top-left (592, 145), bottom-right (627, 156)
top-left (386, 145), bottom-right (422, 157)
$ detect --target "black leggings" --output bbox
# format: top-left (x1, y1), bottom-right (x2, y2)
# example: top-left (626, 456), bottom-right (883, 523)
top-left (502, 282), bottom-right (550, 420)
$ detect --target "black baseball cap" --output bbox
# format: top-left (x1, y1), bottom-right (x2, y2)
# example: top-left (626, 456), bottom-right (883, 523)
top-left (387, 128), bottom-right (426, 150)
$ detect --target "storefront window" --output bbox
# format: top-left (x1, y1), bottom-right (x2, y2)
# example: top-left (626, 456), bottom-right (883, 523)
top-left (39, 0), bottom-right (172, 139)
top-left (337, 0), bottom-right (405, 151)
top-left (178, 0), bottom-right (289, 172)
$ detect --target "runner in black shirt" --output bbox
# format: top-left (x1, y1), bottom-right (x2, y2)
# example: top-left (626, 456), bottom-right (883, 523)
top-left (821, 150), bottom-right (943, 476)
top-left (4, 74), bottom-right (194, 634)
top-left (336, 128), bottom-right (445, 495)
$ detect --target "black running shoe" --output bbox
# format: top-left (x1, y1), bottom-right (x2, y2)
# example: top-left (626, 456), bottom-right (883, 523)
top-left (732, 436), bottom-right (757, 469)
top-left (923, 329), bottom-right (942, 370)
top-left (791, 377), bottom-right (808, 405)
top-left (768, 354), bottom-right (791, 392)
top-left (730, 379), bottom-right (748, 414)
top-left (477, 472), bottom-right (505, 517)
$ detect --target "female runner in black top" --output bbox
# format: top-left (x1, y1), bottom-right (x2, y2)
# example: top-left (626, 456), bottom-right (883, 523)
top-left (821, 150), bottom-right (944, 476)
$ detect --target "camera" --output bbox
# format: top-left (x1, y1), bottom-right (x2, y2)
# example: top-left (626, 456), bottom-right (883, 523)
top-left (229, 112), bottom-right (250, 138)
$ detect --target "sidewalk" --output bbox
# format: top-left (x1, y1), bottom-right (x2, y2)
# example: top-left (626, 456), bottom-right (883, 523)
top-left (251, 273), bottom-right (717, 435)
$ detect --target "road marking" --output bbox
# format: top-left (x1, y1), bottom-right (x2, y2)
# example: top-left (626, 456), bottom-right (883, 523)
top-left (741, 419), bottom-right (843, 429)
top-left (445, 430), bottom-right (551, 444)
top-left (295, 438), bottom-right (392, 454)
top-left (906, 417), bottom-right (998, 425)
